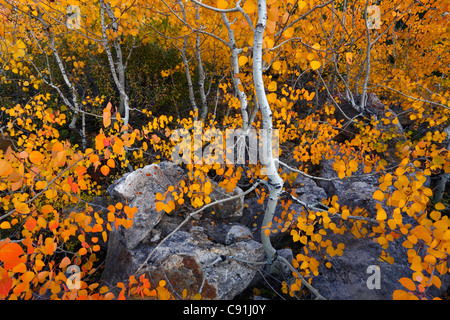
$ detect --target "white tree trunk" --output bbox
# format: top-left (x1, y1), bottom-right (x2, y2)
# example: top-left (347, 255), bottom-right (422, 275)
top-left (253, 0), bottom-right (284, 263)
top-left (101, 0), bottom-right (130, 126)
top-left (221, 13), bottom-right (249, 131)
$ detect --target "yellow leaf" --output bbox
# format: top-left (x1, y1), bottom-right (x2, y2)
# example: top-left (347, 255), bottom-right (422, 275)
top-left (193, 293), bottom-right (202, 300)
top-left (238, 55), bottom-right (248, 67)
top-left (435, 203), bottom-right (445, 211)
top-left (268, 81), bottom-right (277, 92)
top-left (267, 93), bottom-right (277, 104)
top-left (341, 209), bottom-right (349, 220)
top-left (272, 60), bottom-right (282, 71)
top-left (0, 221), bottom-right (11, 229)
top-left (243, 0), bottom-right (256, 14)
top-left (376, 208), bottom-right (387, 221)
top-left (310, 60), bottom-right (321, 70)
top-left (297, 1), bottom-right (307, 10)
top-left (429, 211), bottom-right (441, 221)
top-left (373, 190), bottom-right (384, 201)
top-left (217, 0), bottom-right (228, 9)
top-left (283, 27), bottom-right (294, 38)
top-left (433, 155), bottom-right (445, 166)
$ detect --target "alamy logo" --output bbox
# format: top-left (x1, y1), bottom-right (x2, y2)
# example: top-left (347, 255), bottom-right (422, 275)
top-left (367, 5), bottom-right (381, 29)
top-left (66, 5), bottom-right (81, 30)
top-left (366, 265), bottom-right (381, 289)
top-left (170, 121), bottom-right (279, 175)
top-left (66, 265), bottom-right (81, 290)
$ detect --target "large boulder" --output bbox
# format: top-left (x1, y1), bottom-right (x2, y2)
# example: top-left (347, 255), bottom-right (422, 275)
top-left (312, 231), bottom-right (450, 299)
top-left (106, 161), bottom-right (185, 249)
top-left (206, 181), bottom-right (245, 221)
top-left (139, 229), bottom-right (264, 300)
top-left (102, 224), bottom-right (264, 300)
top-left (102, 161), bottom-right (264, 300)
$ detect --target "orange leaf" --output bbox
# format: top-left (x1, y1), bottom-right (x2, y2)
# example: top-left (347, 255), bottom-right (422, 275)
top-left (103, 103), bottom-right (112, 127)
top-left (104, 292), bottom-right (114, 300)
top-left (95, 133), bottom-right (106, 151)
top-left (345, 52), bottom-right (353, 64)
top-left (59, 257), bottom-right (71, 269)
top-left (14, 202), bottom-right (30, 214)
top-left (151, 134), bottom-right (160, 144)
top-left (0, 160), bottom-right (12, 176)
top-left (155, 202), bottom-right (165, 212)
top-left (49, 220), bottom-right (59, 231)
top-left (399, 277), bottom-right (416, 291)
top-left (100, 165), bottom-right (110, 176)
top-left (21, 271), bottom-right (35, 283)
top-left (0, 275), bottom-right (13, 298)
top-left (393, 289), bottom-right (413, 300)
top-left (0, 242), bottom-right (24, 269)
top-left (25, 218), bottom-right (36, 231)
top-left (29, 151), bottom-right (44, 164)
top-left (106, 158), bottom-right (115, 168)
top-left (41, 204), bottom-right (54, 214)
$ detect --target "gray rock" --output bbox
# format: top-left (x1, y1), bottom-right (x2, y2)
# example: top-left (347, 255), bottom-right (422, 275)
top-left (312, 231), bottom-right (450, 299)
top-left (207, 180), bottom-right (245, 221)
top-left (107, 161), bottom-right (185, 249)
top-left (292, 174), bottom-right (328, 205)
top-left (338, 181), bottom-right (379, 218)
top-left (102, 161), bottom-right (265, 300)
top-left (102, 229), bottom-right (265, 300)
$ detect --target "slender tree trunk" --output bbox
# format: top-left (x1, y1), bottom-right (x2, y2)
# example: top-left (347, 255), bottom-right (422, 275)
top-left (195, 5), bottom-right (208, 120)
top-left (221, 13), bottom-right (249, 132)
top-left (434, 124), bottom-right (450, 203)
top-left (253, 0), bottom-right (284, 264)
top-left (101, 0), bottom-right (130, 126)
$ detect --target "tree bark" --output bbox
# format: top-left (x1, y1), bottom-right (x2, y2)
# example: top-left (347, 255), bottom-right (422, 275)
top-left (253, 0), bottom-right (284, 264)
